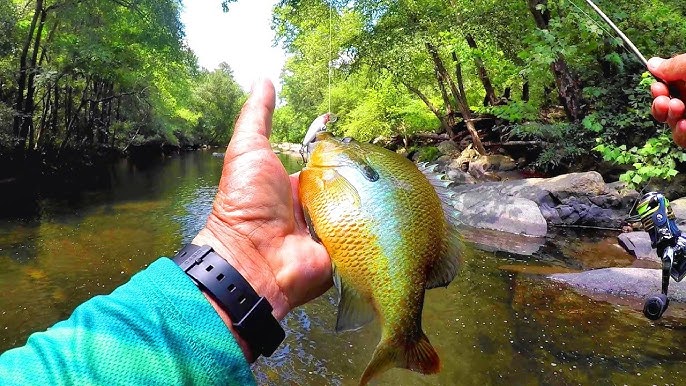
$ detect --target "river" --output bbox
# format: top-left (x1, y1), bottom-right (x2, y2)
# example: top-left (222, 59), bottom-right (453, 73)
top-left (1, 150), bottom-right (685, 385)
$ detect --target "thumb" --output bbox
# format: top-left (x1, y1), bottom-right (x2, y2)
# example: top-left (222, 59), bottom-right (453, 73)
top-left (648, 54), bottom-right (686, 82)
top-left (232, 78), bottom-right (276, 140)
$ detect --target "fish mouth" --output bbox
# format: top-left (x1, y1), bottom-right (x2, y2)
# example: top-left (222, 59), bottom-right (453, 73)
top-left (300, 113), bottom-right (337, 162)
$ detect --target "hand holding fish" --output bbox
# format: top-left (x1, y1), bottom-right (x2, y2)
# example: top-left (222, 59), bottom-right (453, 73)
top-left (192, 79), bottom-right (332, 360)
top-left (648, 54), bottom-right (686, 147)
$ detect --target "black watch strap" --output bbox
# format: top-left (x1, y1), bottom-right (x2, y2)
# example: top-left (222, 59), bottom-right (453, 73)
top-left (172, 244), bottom-right (285, 357)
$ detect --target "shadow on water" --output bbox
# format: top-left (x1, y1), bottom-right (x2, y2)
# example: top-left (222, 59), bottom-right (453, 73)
top-left (1, 150), bottom-right (685, 385)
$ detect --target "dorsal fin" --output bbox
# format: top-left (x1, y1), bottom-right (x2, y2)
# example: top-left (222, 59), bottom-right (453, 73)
top-left (416, 162), bottom-right (460, 227)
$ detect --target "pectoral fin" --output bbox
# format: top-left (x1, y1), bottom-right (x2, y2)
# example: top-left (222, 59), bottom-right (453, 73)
top-left (303, 207), bottom-right (321, 243)
top-left (333, 264), bottom-right (374, 332)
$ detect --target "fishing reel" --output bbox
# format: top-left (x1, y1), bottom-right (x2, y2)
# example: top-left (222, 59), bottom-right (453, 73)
top-left (634, 192), bottom-right (686, 320)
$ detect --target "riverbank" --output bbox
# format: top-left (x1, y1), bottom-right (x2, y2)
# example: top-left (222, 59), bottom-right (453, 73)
top-left (0, 144), bottom-right (216, 218)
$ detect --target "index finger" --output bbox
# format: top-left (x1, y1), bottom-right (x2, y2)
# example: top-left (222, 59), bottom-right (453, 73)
top-left (651, 81), bottom-right (670, 98)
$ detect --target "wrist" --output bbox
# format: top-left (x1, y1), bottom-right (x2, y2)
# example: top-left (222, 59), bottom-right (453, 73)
top-left (200, 290), bottom-right (258, 362)
top-left (192, 228), bottom-right (292, 320)
top-left (173, 241), bottom-right (287, 362)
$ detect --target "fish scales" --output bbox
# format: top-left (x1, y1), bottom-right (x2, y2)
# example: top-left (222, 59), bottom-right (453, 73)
top-left (300, 133), bottom-right (460, 385)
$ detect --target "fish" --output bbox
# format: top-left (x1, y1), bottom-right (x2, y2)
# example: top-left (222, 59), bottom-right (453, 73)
top-left (299, 131), bottom-right (463, 385)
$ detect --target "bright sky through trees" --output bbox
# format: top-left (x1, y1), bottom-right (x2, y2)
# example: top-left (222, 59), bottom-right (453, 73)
top-left (180, 0), bottom-right (286, 92)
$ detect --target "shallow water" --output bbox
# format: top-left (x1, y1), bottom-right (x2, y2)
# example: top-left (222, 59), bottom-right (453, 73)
top-left (0, 150), bottom-right (685, 385)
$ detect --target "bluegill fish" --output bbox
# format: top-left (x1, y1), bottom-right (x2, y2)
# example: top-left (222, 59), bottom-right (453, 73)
top-left (299, 131), bottom-right (462, 385)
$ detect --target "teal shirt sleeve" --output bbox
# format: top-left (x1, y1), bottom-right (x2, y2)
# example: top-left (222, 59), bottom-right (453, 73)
top-left (0, 258), bottom-right (256, 386)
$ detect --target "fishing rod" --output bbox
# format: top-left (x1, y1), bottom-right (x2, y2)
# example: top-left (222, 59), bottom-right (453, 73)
top-left (581, 0), bottom-right (648, 67)
top-left (579, 0), bottom-right (681, 98)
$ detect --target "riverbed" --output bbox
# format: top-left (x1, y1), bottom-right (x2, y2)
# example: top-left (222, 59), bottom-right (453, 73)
top-left (0, 150), bottom-right (684, 385)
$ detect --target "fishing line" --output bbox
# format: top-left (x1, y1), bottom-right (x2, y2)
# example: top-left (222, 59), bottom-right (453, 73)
top-left (328, 0), bottom-right (333, 114)
top-left (563, 0), bottom-right (643, 64)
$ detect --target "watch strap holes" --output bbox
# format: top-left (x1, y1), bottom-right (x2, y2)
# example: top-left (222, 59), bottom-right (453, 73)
top-left (205, 265), bottom-right (213, 272)
top-left (228, 284), bottom-right (236, 292)
top-left (216, 273), bottom-right (225, 281)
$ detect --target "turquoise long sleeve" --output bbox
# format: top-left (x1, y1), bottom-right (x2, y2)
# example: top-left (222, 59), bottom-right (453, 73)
top-left (0, 258), bottom-right (255, 386)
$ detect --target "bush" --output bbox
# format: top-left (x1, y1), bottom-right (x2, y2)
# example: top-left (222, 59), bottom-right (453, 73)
top-left (412, 146), bottom-right (441, 162)
top-left (594, 133), bottom-right (686, 188)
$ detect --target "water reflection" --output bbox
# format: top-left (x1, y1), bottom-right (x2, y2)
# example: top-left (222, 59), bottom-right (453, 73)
top-left (1, 151), bottom-right (685, 385)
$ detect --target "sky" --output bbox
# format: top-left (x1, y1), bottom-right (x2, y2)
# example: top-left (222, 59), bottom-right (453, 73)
top-left (180, 1), bottom-right (287, 93)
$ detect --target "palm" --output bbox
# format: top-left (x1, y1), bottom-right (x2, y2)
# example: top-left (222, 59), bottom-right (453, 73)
top-left (196, 79), bottom-right (331, 319)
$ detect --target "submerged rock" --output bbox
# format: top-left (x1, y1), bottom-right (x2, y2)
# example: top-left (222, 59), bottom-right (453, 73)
top-left (549, 268), bottom-right (686, 302)
top-left (458, 226), bottom-right (546, 256)
top-left (617, 231), bottom-right (659, 262)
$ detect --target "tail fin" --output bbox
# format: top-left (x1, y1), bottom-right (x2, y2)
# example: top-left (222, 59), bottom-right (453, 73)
top-left (359, 333), bottom-right (440, 385)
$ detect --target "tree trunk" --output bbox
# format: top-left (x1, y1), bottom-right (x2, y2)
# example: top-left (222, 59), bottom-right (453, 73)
top-left (13, 0), bottom-right (43, 140)
top-left (21, 6), bottom-right (48, 151)
top-left (550, 58), bottom-right (584, 122)
top-left (452, 51), bottom-right (487, 155)
top-left (425, 41), bottom-right (486, 154)
top-left (61, 77), bottom-right (90, 153)
top-left (35, 86), bottom-right (50, 148)
top-left (465, 34), bottom-right (497, 106)
top-left (526, 0), bottom-right (584, 122)
top-left (425, 42), bottom-right (457, 137)
top-left (402, 81), bottom-right (452, 134)
top-left (51, 80), bottom-right (59, 140)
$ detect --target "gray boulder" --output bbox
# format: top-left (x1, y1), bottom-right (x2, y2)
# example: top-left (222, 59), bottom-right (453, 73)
top-left (452, 190), bottom-right (547, 237)
top-left (448, 171), bottom-right (632, 233)
top-left (433, 157), bottom-right (476, 185)
top-left (530, 171), bottom-right (608, 198)
top-left (436, 140), bottom-right (460, 156)
top-left (671, 197), bottom-right (686, 225)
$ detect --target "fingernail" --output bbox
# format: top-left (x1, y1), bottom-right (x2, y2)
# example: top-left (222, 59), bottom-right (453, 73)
top-left (648, 57), bottom-right (665, 71)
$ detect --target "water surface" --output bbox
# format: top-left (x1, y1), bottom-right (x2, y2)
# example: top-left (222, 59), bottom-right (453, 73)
top-left (1, 150), bottom-right (684, 385)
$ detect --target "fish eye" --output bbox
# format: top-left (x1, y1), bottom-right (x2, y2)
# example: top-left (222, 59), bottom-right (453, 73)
top-left (342, 137), bottom-right (354, 144)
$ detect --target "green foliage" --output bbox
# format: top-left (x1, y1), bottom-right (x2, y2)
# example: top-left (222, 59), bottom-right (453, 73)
top-left (479, 101), bottom-right (538, 123)
top-left (412, 145), bottom-right (440, 162)
top-left (0, 0), bottom-right (247, 156)
top-left (271, 105), bottom-right (297, 144)
top-left (594, 134), bottom-right (685, 188)
top-left (269, 0), bottom-right (686, 182)
top-left (191, 63), bottom-right (246, 145)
